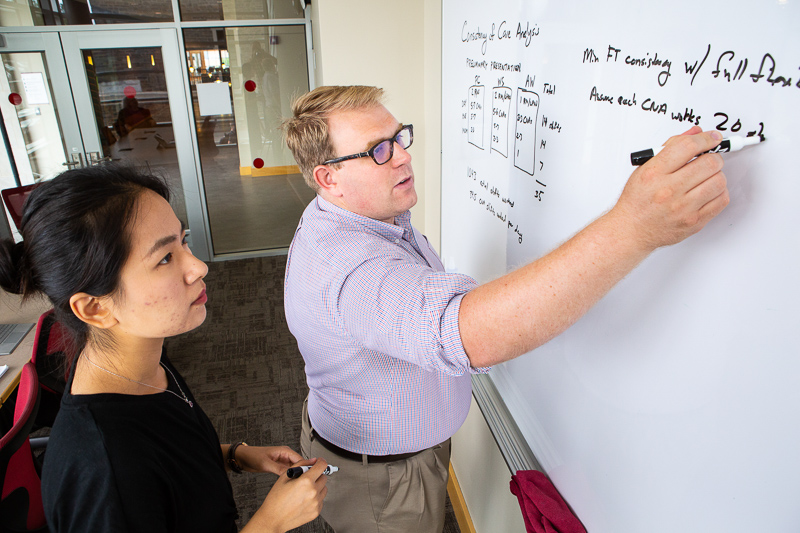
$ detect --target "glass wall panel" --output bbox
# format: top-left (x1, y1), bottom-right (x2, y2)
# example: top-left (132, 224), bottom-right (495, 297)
top-left (1, 50), bottom-right (69, 238)
top-left (82, 46), bottom-right (188, 225)
top-left (0, 0), bottom-right (173, 27)
top-left (184, 25), bottom-right (312, 254)
top-left (0, 52), bottom-right (67, 184)
top-left (180, 0), bottom-right (302, 22)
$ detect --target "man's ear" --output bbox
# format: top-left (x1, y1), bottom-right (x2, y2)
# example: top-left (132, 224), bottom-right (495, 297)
top-left (313, 164), bottom-right (343, 198)
top-left (69, 293), bottom-right (118, 330)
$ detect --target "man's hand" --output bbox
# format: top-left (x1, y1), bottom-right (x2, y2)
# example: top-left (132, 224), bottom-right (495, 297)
top-left (611, 126), bottom-right (729, 251)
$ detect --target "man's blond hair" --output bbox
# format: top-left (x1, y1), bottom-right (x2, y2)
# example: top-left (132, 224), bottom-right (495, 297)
top-left (283, 86), bottom-right (385, 192)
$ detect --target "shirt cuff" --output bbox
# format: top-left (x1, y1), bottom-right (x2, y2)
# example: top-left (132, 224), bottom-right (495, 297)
top-left (440, 291), bottom-right (492, 375)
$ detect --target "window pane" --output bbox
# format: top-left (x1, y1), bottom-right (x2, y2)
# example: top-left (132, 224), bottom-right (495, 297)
top-left (0, 0), bottom-right (173, 26)
top-left (184, 25), bottom-right (312, 254)
top-left (180, 0), bottom-right (303, 22)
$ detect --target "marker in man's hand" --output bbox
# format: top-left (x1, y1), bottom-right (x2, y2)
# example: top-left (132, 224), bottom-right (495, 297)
top-left (631, 134), bottom-right (765, 166)
top-left (286, 464), bottom-right (339, 479)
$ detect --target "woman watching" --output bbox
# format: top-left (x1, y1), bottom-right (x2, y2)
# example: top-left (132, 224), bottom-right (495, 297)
top-left (0, 164), bottom-right (327, 532)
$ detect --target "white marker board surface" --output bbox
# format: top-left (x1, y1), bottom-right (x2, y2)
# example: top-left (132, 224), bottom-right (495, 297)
top-left (440, 1), bottom-right (800, 532)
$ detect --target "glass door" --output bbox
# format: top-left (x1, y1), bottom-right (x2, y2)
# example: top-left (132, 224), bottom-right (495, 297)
top-left (0, 29), bottom-right (210, 259)
top-left (60, 29), bottom-right (208, 258)
top-left (183, 25), bottom-right (312, 255)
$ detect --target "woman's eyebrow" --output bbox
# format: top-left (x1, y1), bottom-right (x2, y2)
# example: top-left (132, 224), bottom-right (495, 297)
top-left (146, 234), bottom-right (178, 258)
top-left (146, 222), bottom-right (186, 258)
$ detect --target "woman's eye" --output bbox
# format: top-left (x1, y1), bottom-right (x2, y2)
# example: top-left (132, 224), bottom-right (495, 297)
top-left (159, 252), bottom-right (173, 265)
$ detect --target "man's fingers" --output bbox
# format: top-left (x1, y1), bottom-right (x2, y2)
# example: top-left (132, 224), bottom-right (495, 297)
top-left (688, 168), bottom-right (729, 214)
top-left (655, 130), bottom-right (723, 173)
top-left (677, 150), bottom-right (725, 196)
top-left (679, 125), bottom-right (702, 136)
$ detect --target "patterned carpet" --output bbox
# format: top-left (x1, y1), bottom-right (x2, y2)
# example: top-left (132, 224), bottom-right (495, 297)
top-left (164, 255), bottom-right (461, 533)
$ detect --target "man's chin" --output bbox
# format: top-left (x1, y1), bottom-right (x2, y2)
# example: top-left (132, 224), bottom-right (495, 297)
top-left (402, 189), bottom-right (419, 211)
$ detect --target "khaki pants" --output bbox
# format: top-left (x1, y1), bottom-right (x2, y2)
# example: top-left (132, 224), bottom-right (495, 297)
top-left (300, 399), bottom-right (450, 533)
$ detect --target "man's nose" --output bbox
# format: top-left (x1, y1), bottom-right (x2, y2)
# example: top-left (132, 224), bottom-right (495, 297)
top-left (391, 142), bottom-right (412, 165)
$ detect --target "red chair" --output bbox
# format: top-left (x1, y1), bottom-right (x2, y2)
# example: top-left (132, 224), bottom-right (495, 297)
top-left (1, 184), bottom-right (39, 231)
top-left (30, 310), bottom-right (67, 431)
top-left (0, 362), bottom-right (47, 532)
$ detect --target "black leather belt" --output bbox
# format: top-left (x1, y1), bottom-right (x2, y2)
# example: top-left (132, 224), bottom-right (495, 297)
top-left (310, 429), bottom-right (423, 464)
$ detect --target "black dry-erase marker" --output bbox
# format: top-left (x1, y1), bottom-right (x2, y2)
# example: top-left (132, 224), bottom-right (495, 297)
top-left (630, 135), bottom-right (765, 165)
top-left (286, 465), bottom-right (339, 478)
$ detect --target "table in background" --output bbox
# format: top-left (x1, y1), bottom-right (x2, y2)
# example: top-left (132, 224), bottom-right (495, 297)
top-left (0, 292), bottom-right (52, 407)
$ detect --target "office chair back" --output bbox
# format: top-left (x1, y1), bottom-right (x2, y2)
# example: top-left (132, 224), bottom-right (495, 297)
top-left (0, 362), bottom-right (47, 532)
top-left (0, 184), bottom-right (39, 232)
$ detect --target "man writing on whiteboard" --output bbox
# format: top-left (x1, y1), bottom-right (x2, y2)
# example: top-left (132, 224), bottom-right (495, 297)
top-left (281, 85), bottom-right (727, 532)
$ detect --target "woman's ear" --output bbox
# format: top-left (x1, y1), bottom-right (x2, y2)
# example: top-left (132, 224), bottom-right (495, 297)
top-left (69, 293), bottom-right (118, 329)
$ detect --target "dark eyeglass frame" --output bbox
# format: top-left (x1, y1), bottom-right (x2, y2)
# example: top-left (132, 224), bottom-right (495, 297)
top-left (322, 124), bottom-right (413, 166)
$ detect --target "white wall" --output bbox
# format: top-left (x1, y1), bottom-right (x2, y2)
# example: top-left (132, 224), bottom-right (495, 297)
top-left (310, 2), bottom-right (522, 531)
top-left (310, 0), bottom-right (429, 234)
top-left (453, 398), bottom-right (527, 532)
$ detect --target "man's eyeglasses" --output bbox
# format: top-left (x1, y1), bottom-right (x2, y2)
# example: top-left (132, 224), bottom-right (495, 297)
top-left (322, 124), bottom-right (413, 166)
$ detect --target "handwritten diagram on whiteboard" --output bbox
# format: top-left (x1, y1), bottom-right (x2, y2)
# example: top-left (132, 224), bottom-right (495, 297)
top-left (446, 8), bottom-right (792, 259)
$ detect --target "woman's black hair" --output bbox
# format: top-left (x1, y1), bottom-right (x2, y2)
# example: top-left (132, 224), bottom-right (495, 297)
top-left (0, 163), bottom-right (170, 364)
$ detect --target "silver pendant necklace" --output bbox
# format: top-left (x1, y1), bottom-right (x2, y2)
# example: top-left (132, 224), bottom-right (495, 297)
top-left (83, 356), bottom-right (194, 408)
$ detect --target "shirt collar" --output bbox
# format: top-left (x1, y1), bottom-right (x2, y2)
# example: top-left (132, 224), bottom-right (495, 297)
top-left (314, 195), bottom-right (410, 240)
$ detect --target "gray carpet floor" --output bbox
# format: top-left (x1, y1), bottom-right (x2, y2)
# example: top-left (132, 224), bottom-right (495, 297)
top-left (164, 255), bottom-right (461, 533)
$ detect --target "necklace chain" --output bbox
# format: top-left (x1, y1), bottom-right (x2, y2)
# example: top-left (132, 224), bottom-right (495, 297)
top-left (83, 356), bottom-right (194, 408)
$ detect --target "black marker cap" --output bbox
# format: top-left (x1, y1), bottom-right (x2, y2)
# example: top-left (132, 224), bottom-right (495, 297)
top-left (630, 148), bottom-right (656, 166)
top-left (286, 467), bottom-right (304, 479)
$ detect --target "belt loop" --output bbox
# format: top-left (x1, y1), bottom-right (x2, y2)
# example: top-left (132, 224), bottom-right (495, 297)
top-left (362, 454), bottom-right (368, 466)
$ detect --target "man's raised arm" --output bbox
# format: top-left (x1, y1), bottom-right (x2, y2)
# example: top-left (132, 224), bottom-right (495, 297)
top-left (459, 128), bottom-right (729, 368)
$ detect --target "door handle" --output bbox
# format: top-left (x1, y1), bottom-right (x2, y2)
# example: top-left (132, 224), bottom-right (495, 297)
top-left (88, 152), bottom-right (112, 165)
top-left (62, 152), bottom-right (84, 168)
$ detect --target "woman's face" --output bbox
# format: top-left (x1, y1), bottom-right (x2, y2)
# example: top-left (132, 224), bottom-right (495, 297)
top-left (107, 189), bottom-right (209, 340)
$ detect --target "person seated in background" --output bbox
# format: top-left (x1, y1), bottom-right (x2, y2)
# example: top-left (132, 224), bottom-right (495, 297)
top-left (0, 164), bottom-right (328, 532)
top-left (115, 96), bottom-right (156, 136)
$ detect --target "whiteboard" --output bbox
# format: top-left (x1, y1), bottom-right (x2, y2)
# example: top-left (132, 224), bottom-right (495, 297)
top-left (440, 1), bottom-right (800, 532)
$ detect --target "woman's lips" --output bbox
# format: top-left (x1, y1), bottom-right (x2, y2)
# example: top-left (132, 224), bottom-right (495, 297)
top-left (192, 289), bottom-right (208, 305)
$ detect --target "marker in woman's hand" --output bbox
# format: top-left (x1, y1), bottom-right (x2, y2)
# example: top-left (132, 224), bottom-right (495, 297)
top-left (286, 464), bottom-right (339, 479)
top-left (631, 134), bottom-right (766, 165)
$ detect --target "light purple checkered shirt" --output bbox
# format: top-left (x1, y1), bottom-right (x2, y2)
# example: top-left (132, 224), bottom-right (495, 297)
top-left (284, 196), bottom-right (488, 455)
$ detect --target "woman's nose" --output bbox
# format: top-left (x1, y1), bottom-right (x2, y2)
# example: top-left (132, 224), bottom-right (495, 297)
top-left (184, 251), bottom-right (208, 284)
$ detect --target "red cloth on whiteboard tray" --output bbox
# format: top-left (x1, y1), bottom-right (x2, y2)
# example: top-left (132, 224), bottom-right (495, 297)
top-left (509, 470), bottom-right (586, 533)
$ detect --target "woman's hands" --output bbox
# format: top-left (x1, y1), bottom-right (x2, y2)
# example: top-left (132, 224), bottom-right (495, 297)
top-left (241, 458), bottom-right (329, 533)
top-left (231, 444), bottom-right (305, 475)
top-left (222, 444), bottom-right (329, 532)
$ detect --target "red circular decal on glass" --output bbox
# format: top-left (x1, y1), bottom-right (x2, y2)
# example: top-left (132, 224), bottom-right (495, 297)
top-left (8, 93), bottom-right (22, 105)
top-left (244, 80), bottom-right (256, 92)
top-left (123, 86), bottom-right (137, 98)
top-left (253, 158), bottom-right (264, 169)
